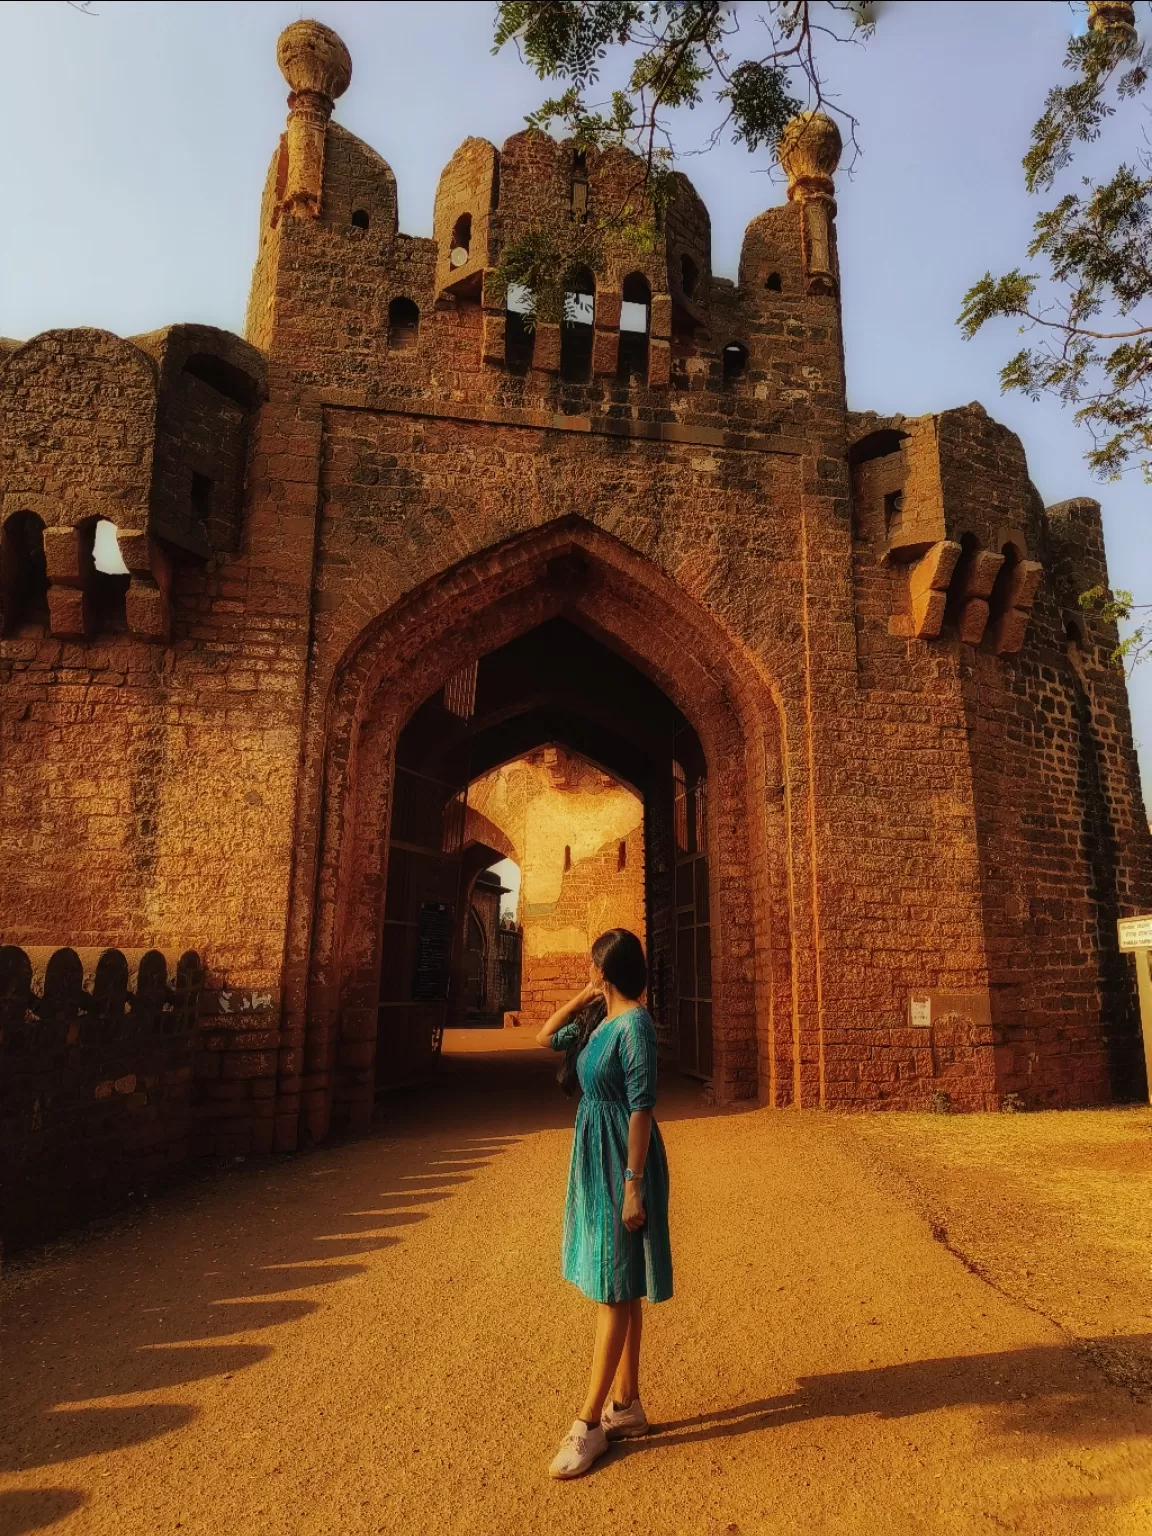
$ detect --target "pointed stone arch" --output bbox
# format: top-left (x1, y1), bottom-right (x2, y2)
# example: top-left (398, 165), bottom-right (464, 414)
top-left (289, 516), bottom-right (797, 1141)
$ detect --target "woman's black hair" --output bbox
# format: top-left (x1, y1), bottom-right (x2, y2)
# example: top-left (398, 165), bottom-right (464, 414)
top-left (556, 930), bottom-right (647, 1096)
top-left (591, 927), bottom-right (647, 999)
top-left (556, 996), bottom-right (606, 1096)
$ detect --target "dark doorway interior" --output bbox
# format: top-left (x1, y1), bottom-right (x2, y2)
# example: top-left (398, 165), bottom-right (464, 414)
top-left (375, 617), bottom-right (711, 1091)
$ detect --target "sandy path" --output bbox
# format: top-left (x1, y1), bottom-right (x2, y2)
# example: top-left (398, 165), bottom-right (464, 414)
top-left (2, 1032), bottom-right (1150, 1536)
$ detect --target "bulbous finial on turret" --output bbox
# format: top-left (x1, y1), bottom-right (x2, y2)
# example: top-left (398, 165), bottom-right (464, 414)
top-left (778, 112), bottom-right (843, 200)
top-left (277, 20), bottom-right (352, 102)
top-left (1087, 1), bottom-right (1137, 40)
top-left (776, 111), bottom-right (842, 298)
top-left (274, 21), bottom-right (352, 220)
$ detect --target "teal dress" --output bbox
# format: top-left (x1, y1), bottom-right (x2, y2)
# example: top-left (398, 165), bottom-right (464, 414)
top-left (550, 1005), bottom-right (673, 1304)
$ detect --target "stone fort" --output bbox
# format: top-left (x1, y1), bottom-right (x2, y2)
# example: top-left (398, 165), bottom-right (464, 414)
top-left (2, 20), bottom-right (1150, 1230)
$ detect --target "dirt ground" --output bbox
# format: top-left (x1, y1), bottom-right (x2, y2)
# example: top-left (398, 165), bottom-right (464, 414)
top-left (2, 1032), bottom-right (1151, 1536)
top-left (830, 1102), bottom-right (1152, 1402)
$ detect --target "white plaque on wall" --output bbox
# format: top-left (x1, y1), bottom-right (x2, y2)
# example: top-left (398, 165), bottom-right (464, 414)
top-left (910, 996), bottom-right (931, 1028)
top-left (1118, 915), bottom-right (1152, 952)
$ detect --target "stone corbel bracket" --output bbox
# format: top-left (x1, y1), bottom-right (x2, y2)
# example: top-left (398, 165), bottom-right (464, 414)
top-left (889, 539), bottom-right (960, 639)
top-left (888, 537), bottom-right (1043, 653)
top-left (119, 530), bottom-right (174, 643)
top-left (951, 548), bottom-right (1005, 645)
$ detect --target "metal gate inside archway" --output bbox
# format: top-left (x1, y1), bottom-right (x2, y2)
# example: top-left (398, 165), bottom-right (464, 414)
top-left (374, 616), bottom-right (713, 1090)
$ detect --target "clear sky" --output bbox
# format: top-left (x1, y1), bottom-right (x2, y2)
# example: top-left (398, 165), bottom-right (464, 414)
top-left (2, 0), bottom-right (1150, 804)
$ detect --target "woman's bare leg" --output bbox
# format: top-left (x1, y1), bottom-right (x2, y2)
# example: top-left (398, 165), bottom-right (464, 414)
top-left (577, 1302), bottom-right (631, 1426)
top-left (610, 1298), bottom-right (643, 1405)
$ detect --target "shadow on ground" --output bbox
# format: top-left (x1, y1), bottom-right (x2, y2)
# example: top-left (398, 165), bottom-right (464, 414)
top-left (2, 1039), bottom-right (1146, 1531)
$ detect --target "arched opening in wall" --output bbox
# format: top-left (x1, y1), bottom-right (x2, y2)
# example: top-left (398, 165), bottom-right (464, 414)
top-left (722, 342), bottom-right (749, 383)
top-left (370, 617), bottom-right (715, 1092)
top-left (0, 512), bottom-right (49, 636)
top-left (680, 254), bottom-right (699, 299)
top-left (560, 267), bottom-right (595, 383)
top-left (942, 531), bottom-right (982, 634)
top-left (78, 518), bottom-right (130, 635)
top-left (351, 208), bottom-right (370, 230)
top-left (463, 747), bottom-right (647, 1037)
top-left (388, 297), bottom-right (420, 351)
top-left (617, 272), bottom-right (651, 383)
top-left (450, 213), bottom-right (472, 267)
top-left (505, 283), bottom-right (535, 374)
top-left (988, 540), bottom-right (1022, 625)
top-left (765, 272), bottom-right (783, 292)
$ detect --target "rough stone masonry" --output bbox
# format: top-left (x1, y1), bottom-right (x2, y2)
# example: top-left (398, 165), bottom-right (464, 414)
top-left (1, 19), bottom-right (1150, 1185)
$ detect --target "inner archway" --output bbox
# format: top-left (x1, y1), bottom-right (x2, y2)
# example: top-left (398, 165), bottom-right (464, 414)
top-left (466, 747), bottom-right (644, 1033)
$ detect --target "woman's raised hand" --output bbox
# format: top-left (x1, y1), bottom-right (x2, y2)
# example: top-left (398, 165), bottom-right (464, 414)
top-left (570, 980), bottom-right (603, 1011)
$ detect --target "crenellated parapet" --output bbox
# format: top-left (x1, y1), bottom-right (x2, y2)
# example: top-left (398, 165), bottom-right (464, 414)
top-left (0, 945), bottom-right (203, 1243)
top-left (0, 324), bottom-right (265, 645)
top-left (245, 20), bottom-right (844, 410)
top-left (849, 405), bottom-right (1047, 655)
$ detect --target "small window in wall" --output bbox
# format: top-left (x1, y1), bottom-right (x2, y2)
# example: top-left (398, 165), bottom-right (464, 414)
top-left (618, 839), bottom-right (627, 871)
top-left (680, 254), bottom-right (699, 299)
top-left (722, 342), bottom-right (749, 382)
top-left (450, 213), bottom-right (472, 268)
top-left (563, 844), bottom-right (572, 873)
top-left (351, 208), bottom-right (370, 230)
top-left (560, 267), bottom-right (595, 383)
top-left (191, 471), bottom-right (214, 531)
top-left (618, 271), bottom-right (651, 383)
top-left (884, 490), bottom-right (904, 541)
top-left (80, 518), bottom-right (130, 634)
top-left (93, 519), bottom-right (129, 576)
top-left (388, 297), bottom-right (420, 351)
top-left (0, 511), bottom-right (49, 635)
top-left (765, 272), bottom-right (783, 292)
top-left (505, 282), bottom-right (535, 373)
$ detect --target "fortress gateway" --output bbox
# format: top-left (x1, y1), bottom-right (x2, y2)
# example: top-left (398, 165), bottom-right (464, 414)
top-left (1, 22), bottom-right (1150, 1208)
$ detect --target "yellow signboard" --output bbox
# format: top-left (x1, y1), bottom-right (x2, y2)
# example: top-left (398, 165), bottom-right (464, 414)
top-left (1119, 915), bottom-right (1152, 1104)
top-left (1118, 915), bottom-right (1152, 953)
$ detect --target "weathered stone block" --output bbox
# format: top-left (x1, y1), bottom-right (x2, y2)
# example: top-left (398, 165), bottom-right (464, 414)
top-left (592, 329), bottom-right (619, 378)
top-left (957, 596), bottom-right (990, 644)
top-left (648, 338), bottom-right (671, 388)
top-left (531, 322), bottom-right (561, 373)
top-left (46, 585), bottom-right (87, 638)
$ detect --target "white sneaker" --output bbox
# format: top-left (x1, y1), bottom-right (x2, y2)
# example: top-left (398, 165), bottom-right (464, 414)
top-left (601, 1396), bottom-right (649, 1439)
top-left (548, 1418), bottom-right (609, 1479)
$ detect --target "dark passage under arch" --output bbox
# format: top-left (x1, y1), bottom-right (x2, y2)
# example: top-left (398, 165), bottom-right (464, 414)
top-left (375, 616), bottom-right (712, 1090)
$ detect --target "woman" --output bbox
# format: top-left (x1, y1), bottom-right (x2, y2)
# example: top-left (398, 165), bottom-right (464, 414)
top-left (536, 927), bottom-right (673, 1479)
